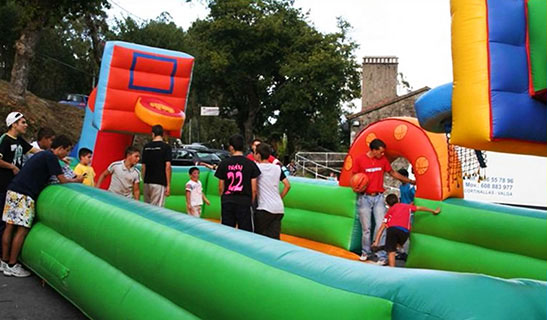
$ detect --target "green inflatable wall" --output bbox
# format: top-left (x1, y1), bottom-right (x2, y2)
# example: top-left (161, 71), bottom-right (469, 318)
top-left (160, 167), bottom-right (361, 252)
top-left (21, 184), bottom-right (547, 319)
top-left (407, 198), bottom-right (547, 281)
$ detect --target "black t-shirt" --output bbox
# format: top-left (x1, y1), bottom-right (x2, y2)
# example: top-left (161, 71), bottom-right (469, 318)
top-left (9, 150), bottom-right (63, 200)
top-left (0, 134), bottom-right (32, 192)
top-left (214, 155), bottom-right (261, 205)
top-left (141, 141), bottom-right (172, 186)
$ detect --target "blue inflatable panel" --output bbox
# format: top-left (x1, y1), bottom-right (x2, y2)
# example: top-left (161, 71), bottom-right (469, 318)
top-left (76, 105), bottom-right (99, 156)
top-left (487, 0), bottom-right (546, 142)
top-left (414, 83), bottom-right (453, 133)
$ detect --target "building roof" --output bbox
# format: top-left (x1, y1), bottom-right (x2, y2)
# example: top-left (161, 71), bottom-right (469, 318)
top-left (347, 86), bottom-right (430, 120)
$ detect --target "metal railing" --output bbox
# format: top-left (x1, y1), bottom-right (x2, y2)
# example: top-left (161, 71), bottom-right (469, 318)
top-left (294, 152), bottom-right (346, 180)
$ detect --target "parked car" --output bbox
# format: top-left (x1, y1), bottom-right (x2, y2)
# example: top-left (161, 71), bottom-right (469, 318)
top-left (209, 148), bottom-right (230, 160)
top-left (183, 143), bottom-right (230, 161)
top-left (171, 148), bottom-right (222, 166)
top-left (59, 94), bottom-right (88, 109)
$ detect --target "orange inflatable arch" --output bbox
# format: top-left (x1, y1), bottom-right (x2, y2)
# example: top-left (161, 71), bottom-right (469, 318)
top-left (339, 117), bottom-right (463, 201)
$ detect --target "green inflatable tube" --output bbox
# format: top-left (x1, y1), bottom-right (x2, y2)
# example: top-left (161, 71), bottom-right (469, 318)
top-left (407, 198), bottom-right (547, 280)
top-left (20, 184), bottom-right (547, 319)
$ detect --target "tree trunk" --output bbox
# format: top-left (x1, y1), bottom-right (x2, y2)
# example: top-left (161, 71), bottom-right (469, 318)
top-left (84, 13), bottom-right (103, 70)
top-left (9, 26), bottom-right (41, 97)
top-left (242, 82), bottom-right (260, 143)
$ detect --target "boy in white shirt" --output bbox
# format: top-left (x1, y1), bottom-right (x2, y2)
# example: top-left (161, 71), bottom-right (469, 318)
top-left (185, 167), bottom-right (210, 217)
top-left (254, 143), bottom-right (290, 239)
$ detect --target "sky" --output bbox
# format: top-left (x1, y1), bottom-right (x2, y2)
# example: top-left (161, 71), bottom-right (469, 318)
top-left (108, 0), bottom-right (453, 104)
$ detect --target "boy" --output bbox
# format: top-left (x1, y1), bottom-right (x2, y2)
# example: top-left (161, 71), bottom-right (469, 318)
top-left (215, 134), bottom-right (260, 232)
top-left (254, 143), bottom-right (290, 239)
top-left (96, 146), bottom-right (141, 200)
top-left (73, 148), bottom-right (96, 187)
top-left (397, 168), bottom-right (415, 204)
top-left (24, 127), bottom-right (55, 163)
top-left (0, 112), bottom-right (41, 256)
top-left (372, 194), bottom-right (440, 267)
top-left (141, 125), bottom-right (172, 207)
top-left (185, 167), bottom-right (210, 217)
top-left (1, 135), bottom-right (83, 277)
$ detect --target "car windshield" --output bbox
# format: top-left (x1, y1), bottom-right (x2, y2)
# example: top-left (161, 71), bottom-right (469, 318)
top-left (196, 152), bottom-right (220, 162)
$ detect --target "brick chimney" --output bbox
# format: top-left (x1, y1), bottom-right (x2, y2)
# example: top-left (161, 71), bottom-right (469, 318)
top-left (361, 56), bottom-right (398, 111)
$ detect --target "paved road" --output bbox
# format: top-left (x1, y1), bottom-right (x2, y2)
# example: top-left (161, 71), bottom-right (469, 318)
top-left (0, 273), bottom-right (85, 320)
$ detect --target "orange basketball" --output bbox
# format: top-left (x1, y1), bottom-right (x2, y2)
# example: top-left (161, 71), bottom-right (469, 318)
top-left (350, 173), bottom-right (369, 193)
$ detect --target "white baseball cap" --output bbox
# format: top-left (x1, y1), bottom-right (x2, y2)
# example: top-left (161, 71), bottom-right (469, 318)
top-left (6, 112), bottom-right (24, 128)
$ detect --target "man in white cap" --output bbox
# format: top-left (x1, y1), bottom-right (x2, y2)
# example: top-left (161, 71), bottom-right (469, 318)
top-left (0, 112), bottom-right (40, 256)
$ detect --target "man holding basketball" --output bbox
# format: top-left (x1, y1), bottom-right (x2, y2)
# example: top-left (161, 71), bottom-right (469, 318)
top-left (352, 139), bottom-right (415, 264)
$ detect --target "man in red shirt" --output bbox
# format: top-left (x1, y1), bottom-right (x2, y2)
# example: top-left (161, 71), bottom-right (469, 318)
top-left (246, 138), bottom-right (281, 165)
top-left (352, 138), bottom-right (415, 264)
top-left (373, 193), bottom-right (440, 267)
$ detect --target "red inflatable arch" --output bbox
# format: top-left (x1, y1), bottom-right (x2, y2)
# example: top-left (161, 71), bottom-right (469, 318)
top-left (339, 117), bottom-right (463, 201)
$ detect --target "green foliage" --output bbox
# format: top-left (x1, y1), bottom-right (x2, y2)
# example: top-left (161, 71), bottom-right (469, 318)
top-left (3, 0), bottom-right (360, 155)
top-left (186, 0), bottom-right (360, 154)
top-left (27, 27), bottom-right (92, 100)
top-left (0, 1), bottom-right (20, 79)
top-left (109, 14), bottom-right (187, 52)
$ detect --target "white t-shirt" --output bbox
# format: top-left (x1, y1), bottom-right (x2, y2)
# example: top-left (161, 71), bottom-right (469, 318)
top-left (186, 180), bottom-right (203, 206)
top-left (23, 141), bottom-right (41, 164)
top-left (107, 160), bottom-right (141, 198)
top-left (256, 163), bottom-right (286, 214)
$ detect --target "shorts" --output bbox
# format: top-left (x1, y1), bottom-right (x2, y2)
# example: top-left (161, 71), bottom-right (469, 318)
top-left (254, 210), bottom-right (283, 239)
top-left (221, 202), bottom-right (253, 232)
top-left (188, 205), bottom-right (202, 217)
top-left (385, 227), bottom-right (409, 253)
top-left (2, 190), bottom-right (36, 228)
top-left (143, 183), bottom-right (166, 207)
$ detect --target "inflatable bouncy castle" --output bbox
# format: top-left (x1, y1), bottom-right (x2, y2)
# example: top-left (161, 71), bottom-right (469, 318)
top-left (15, 1), bottom-right (547, 319)
top-left (416, 0), bottom-right (546, 155)
top-left (77, 41), bottom-right (194, 186)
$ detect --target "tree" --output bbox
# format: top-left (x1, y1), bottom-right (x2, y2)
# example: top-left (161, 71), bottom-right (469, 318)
top-left (8, 0), bottom-right (109, 98)
top-left (186, 0), bottom-right (360, 153)
top-left (109, 13), bottom-right (187, 52)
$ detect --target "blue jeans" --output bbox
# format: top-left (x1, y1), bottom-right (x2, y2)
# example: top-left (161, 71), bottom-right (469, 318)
top-left (357, 194), bottom-right (387, 259)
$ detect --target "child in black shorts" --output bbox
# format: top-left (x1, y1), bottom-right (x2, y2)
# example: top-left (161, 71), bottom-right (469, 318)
top-left (372, 194), bottom-right (440, 267)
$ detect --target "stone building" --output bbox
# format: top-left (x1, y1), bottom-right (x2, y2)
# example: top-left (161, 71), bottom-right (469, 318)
top-left (348, 56), bottom-right (430, 191)
top-left (349, 56), bottom-right (429, 141)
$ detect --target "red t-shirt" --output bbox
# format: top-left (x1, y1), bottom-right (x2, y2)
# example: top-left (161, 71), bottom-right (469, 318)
top-left (383, 203), bottom-right (417, 230)
top-left (352, 154), bottom-right (392, 193)
top-left (246, 153), bottom-right (280, 165)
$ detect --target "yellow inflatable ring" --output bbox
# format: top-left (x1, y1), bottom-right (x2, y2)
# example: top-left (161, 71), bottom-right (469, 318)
top-left (135, 96), bottom-right (185, 131)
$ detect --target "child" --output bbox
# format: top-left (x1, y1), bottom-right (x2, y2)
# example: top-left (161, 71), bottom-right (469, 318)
top-left (397, 168), bottom-right (415, 204)
top-left (396, 168), bottom-right (416, 260)
top-left (1, 135), bottom-right (83, 277)
top-left (73, 148), bottom-right (96, 187)
top-left (214, 134), bottom-right (261, 232)
top-left (185, 167), bottom-right (210, 217)
top-left (96, 146), bottom-right (141, 200)
top-left (372, 194), bottom-right (440, 267)
top-left (24, 127), bottom-right (55, 164)
top-left (254, 143), bottom-right (290, 239)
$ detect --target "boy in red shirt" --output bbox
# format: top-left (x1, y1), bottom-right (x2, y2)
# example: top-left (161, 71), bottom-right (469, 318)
top-left (372, 194), bottom-right (440, 267)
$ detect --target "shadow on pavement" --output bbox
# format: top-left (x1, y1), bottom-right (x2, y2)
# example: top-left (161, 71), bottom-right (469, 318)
top-left (0, 272), bottom-right (86, 319)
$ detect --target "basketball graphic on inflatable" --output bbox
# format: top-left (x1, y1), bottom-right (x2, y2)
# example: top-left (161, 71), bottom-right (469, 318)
top-left (350, 173), bottom-right (369, 193)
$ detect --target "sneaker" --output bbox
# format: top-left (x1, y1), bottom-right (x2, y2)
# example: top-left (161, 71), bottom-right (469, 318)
top-left (0, 260), bottom-right (6, 272)
top-left (359, 254), bottom-right (369, 261)
top-left (374, 258), bottom-right (388, 266)
top-left (396, 252), bottom-right (408, 261)
top-left (3, 263), bottom-right (31, 277)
